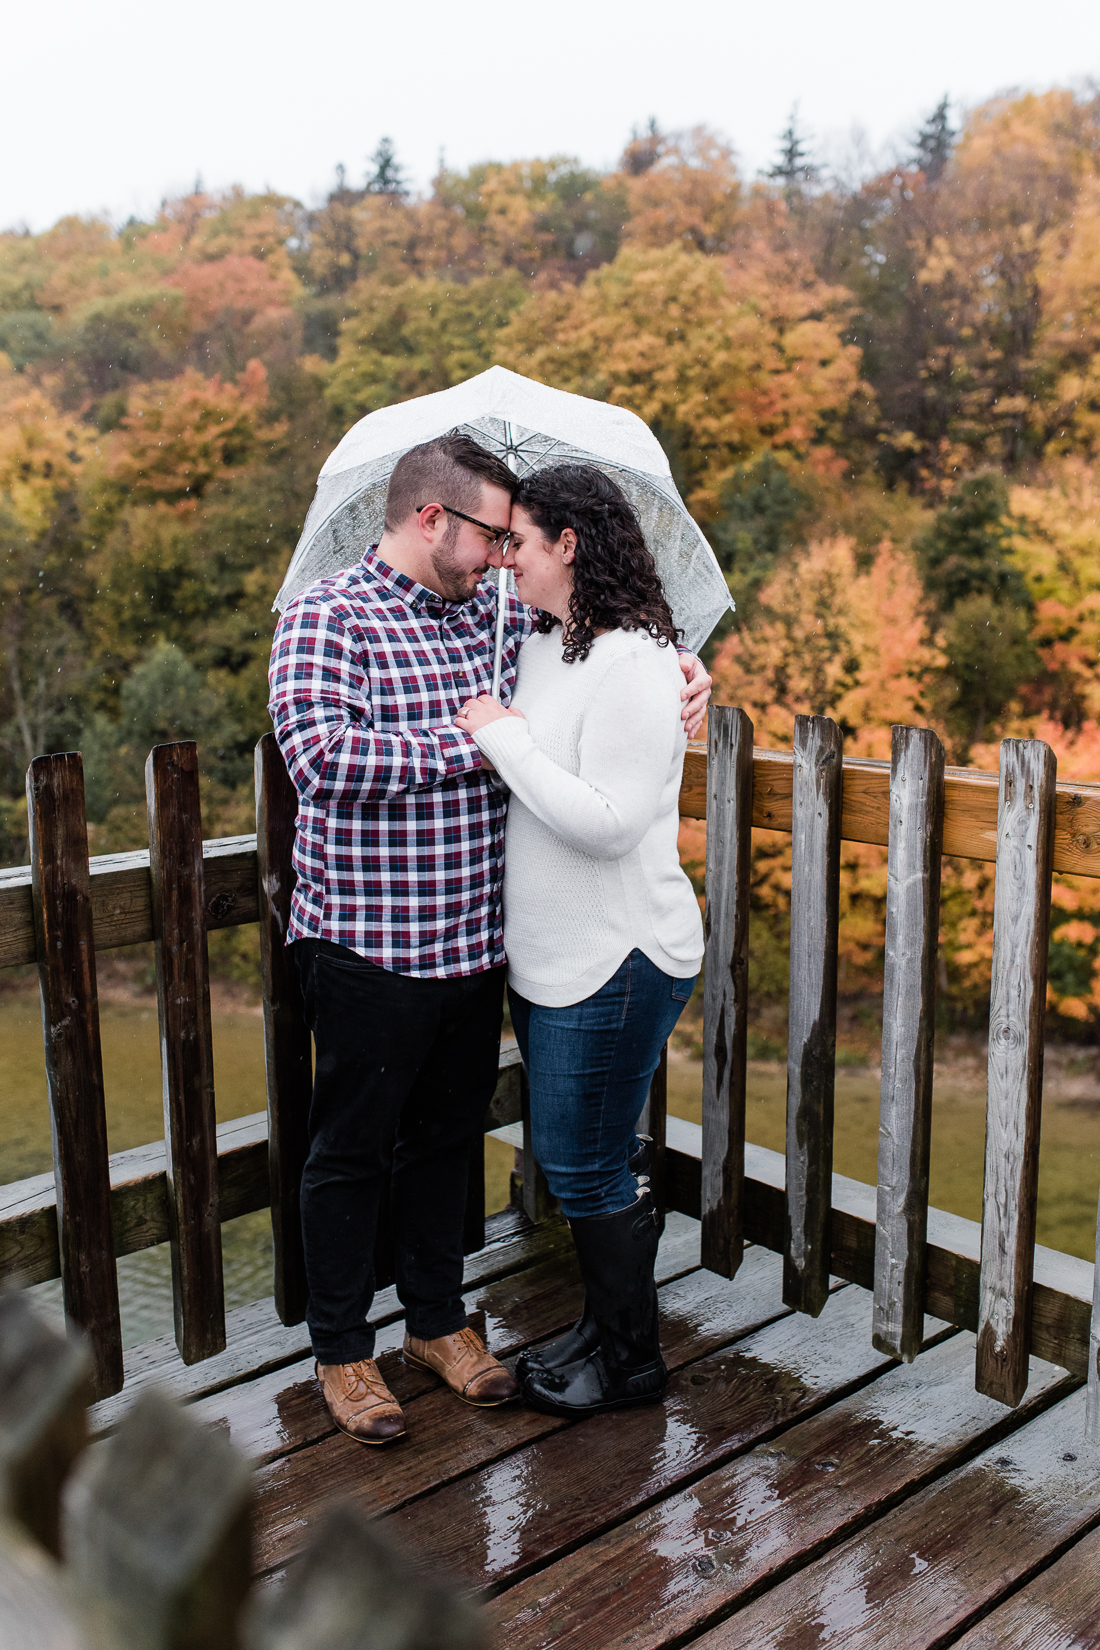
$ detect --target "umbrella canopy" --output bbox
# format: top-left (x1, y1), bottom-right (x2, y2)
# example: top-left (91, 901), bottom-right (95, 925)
top-left (275, 365), bottom-right (733, 654)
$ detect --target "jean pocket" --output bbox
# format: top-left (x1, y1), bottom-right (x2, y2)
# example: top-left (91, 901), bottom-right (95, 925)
top-left (671, 974), bottom-right (697, 1003)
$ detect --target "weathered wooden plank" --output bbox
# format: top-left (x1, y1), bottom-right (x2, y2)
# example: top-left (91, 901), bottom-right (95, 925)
top-left (665, 1122), bottom-right (1096, 1378)
top-left (407, 1277), bottom-right (883, 1608)
top-left (254, 734), bottom-right (311, 1328)
top-left (977, 738), bottom-right (1057, 1407)
top-left (951, 1521), bottom-right (1100, 1648)
top-left (146, 742), bottom-right (226, 1366)
top-left (1089, 1181), bottom-right (1100, 1443)
top-left (700, 706), bottom-right (753, 1281)
top-left (699, 1385), bottom-right (1092, 1650)
top-left (677, 743), bottom-right (1100, 874)
top-left (0, 1115), bottom-right (268, 1289)
top-left (6, 746), bottom-right (1100, 966)
top-left (873, 725), bottom-right (945, 1362)
top-left (0, 836), bottom-right (259, 969)
top-left (784, 715), bottom-right (843, 1317)
top-left (26, 753), bottom-right (123, 1401)
top-left (65, 1390), bottom-right (252, 1650)
top-left (252, 1247), bottom-right (801, 1576)
top-left (492, 1332), bottom-right (1073, 1650)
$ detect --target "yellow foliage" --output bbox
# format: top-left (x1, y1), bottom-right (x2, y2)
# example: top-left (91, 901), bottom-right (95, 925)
top-left (496, 243), bottom-right (863, 516)
top-left (0, 382), bottom-right (90, 533)
top-left (619, 127), bottom-right (742, 254)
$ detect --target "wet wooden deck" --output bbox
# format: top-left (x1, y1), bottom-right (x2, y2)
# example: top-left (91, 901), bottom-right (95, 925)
top-left (88, 1205), bottom-right (1100, 1649)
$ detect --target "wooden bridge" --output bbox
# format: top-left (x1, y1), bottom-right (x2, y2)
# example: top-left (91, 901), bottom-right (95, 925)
top-left (2, 712), bottom-right (1100, 1645)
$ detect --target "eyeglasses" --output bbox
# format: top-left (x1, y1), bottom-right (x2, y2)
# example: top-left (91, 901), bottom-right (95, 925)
top-left (416, 503), bottom-right (512, 553)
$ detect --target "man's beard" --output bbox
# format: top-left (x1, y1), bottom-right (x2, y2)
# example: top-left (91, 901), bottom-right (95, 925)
top-left (430, 519), bottom-right (484, 602)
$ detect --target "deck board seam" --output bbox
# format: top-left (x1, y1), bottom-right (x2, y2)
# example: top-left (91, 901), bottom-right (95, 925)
top-left (924, 1489), bottom-right (1100, 1650)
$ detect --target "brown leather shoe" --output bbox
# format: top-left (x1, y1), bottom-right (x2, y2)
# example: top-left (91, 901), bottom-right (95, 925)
top-left (403, 1325), bottom-right (519, 1406)
top-left (316, 1359), bottom-right (406, 1445)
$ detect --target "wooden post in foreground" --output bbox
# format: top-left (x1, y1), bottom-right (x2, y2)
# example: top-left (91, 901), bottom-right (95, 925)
top-left (64, 1390), bottom-right (252, 1650)
top-left (700, 705), bottom-right (753, 1280)
top-left (248, 1501), bottom-right (486, 1649)
top-left (873, 725), bottom-right (945, 1362)
top-left (783, 715), bottom-right (843, 1318)
top-left (0, 1294), bottom-right (90, 1557)
top-left (254, 734), bottom-right (311, 1327)
top-left (146, 742), bottom-right (225, 1366)
top-left (26, 753), bottom-right (123, 1400)
top-left (976, 738), bottom-right (1056, 1407)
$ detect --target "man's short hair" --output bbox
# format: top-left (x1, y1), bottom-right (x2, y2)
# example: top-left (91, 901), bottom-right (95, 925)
top-left (384, 432), bottom-right (517, 530)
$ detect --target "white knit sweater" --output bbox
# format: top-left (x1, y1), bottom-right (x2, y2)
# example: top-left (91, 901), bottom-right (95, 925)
top-left (472, 627), bottom-right (705, 1007)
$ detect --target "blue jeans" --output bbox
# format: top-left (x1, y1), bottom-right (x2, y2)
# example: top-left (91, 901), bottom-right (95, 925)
top-left (509, 949), bottom-right (697, 1219)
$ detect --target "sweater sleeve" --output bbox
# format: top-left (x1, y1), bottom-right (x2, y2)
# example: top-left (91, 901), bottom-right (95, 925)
top-left (472, 646), bottom-right (680, 860)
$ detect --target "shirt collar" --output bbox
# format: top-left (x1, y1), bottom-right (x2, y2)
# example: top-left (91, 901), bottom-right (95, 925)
top-left (361, 545), bottom-right (462, 618)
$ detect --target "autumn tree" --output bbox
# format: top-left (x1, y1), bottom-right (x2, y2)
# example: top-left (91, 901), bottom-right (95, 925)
top-left (496, 241), bottom-right (863, 516)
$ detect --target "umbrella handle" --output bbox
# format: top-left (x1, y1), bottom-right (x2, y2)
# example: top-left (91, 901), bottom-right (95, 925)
top-left (490, 565), bottom-right (508, 698)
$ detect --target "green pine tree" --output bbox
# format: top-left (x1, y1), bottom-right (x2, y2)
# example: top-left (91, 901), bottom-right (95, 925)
top-left (912, 96), bottom-right (955, 183)
top-left (767, 107), bottom-right (819, 205)
top-left (366, 137), bottom-right (408, 199)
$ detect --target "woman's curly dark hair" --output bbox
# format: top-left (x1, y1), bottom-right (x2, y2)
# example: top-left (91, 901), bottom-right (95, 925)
top-left (513, 463), bottom-right (681, 663)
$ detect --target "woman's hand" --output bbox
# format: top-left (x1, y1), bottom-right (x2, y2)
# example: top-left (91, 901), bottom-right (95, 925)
top-left (455, 694), bottom-right (526, 734)
top-left (678, 654), bottom-right (712, 740)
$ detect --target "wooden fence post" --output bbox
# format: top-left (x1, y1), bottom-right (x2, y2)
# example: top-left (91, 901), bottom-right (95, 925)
top-left (0, 1523), bottom-right (87, 1650)
top-left (0, 1294), bottom-right (90, 1557)
top-left (64, 1389), bottom-right (252, 1650)
top-left (254, 735), bottom-right (311, 1327)
top-left (246, 1501), bottom-right (486, 1650)
top-left (873, 725), bottom-right (945, 1361)
top-left (26, 753), bottom-right (123, 1400)
top-left (976, 738), bottom-right (1057, 1407)
top-left (146, 742), bottom-right (226, 1366)
top-left (701, 705), bottom-right (754, 1280)
top-left (1088, 1177), bottom-right (1100, 1444)
top-left (784, 715), bottom-right (843, 1318)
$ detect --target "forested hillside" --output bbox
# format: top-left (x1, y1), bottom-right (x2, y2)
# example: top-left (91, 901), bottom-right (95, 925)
top-left (4, 92), bottom-right (1100, 1022)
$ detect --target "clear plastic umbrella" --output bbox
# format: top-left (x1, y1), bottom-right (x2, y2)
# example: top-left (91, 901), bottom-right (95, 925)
top-left (275, 365), bottom-right (734, 658)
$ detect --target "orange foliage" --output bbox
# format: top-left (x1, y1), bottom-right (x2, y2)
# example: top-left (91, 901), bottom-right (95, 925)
top-left (103, 360), bottom-right (278, 509)
top-left (619, 127), bottom-right (742, 254)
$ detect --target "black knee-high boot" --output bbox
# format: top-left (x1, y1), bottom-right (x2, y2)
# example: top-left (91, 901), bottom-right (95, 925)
top-left (516, 1138), bottom-right (652, 1383)
top-left (520, 1188), bottom-right (666, 1417)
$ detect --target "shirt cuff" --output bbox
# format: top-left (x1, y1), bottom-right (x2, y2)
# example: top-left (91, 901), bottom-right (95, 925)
top-left (473, 717), bottom-right (531, 775)
top-left (437, 726), bottom-right (484, 775)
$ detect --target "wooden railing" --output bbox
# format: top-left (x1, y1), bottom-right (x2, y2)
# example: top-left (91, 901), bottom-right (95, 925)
top-left (0, 1290), bottom-right (480, 1647)
top-left (2, 722), bottom-right (1100, 1427)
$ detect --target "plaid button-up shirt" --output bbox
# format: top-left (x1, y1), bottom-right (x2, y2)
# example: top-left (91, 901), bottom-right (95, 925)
top-left (269, 547), bottom-right (533, 977)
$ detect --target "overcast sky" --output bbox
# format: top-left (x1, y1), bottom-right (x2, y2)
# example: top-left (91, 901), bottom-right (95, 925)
top-left (4, 0), bottom-right (1099, 233)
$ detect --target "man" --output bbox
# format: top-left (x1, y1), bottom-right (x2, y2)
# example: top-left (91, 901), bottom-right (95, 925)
top-left (269, 432), bottom-right (710, 1445)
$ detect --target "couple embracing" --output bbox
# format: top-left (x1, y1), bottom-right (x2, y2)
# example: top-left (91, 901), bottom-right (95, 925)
top-left (269, 432), bottom-right (707, 1446)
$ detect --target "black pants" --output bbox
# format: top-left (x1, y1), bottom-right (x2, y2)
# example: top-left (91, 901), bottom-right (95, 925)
top-left (294, 939), bottom-right (506, 1364)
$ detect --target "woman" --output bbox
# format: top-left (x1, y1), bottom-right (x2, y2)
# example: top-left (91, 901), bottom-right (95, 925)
top-left (454, 464), bottom-right (705, 1419)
